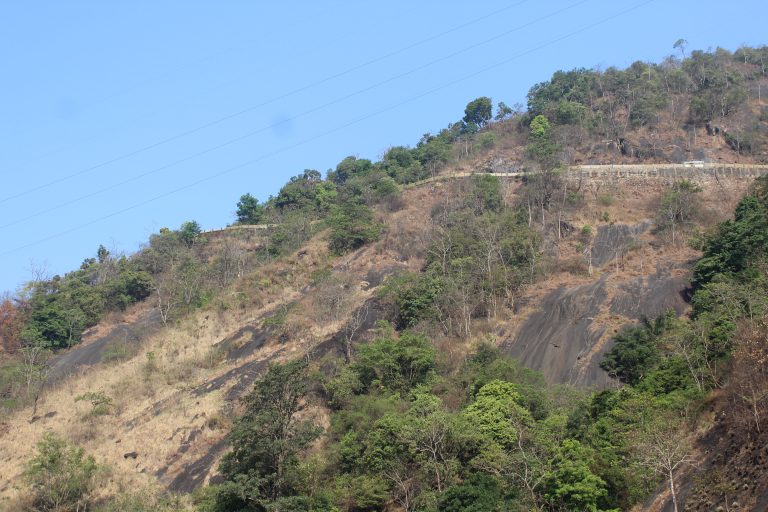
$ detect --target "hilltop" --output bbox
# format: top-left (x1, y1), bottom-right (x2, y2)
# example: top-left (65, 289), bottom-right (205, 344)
top-left (1, 45), bottom-right (768, 511)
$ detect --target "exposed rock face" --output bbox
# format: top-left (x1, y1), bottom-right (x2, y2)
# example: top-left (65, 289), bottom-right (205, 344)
top-left (502, 216), bottom-right (694, 388)
top-left (47, 309), bottom-right (163, 382)
top-left (590, 221), bottom-right (652, 267)
top-left (610, 266), bottom-right (690, 319)
top-left (502, 277), bottom-right (610, 387)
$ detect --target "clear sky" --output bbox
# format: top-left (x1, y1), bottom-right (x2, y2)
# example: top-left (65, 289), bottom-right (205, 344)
top-left (1, 1), bottom-right (766, 293)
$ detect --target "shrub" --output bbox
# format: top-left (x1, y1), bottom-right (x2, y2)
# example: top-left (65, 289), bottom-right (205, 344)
top-left (25, 432), bottom-right (98, 511)
top-left (75, 391), bottom-right (114, 416)
top-left (477, 132), bottom-right (496, 150)
top-left (100, 341), bottom-right (137, 364)
top-left (597, 192), bottom-right (614, 207)
top-left (327, 202), bottom-right (383, 255)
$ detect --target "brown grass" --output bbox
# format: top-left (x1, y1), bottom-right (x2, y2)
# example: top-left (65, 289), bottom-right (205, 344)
top-left (0, 125), bottom-right (761, 507)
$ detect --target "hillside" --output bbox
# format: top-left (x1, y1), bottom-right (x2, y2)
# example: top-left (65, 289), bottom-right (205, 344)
top-left (2, 45), bottom-right (768, 512)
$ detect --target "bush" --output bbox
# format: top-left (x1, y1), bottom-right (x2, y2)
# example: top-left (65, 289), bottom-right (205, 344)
top-left (327, 202), bottom-right (383, 255)
top-left (352, 331), bottom-right (436, 394)
top-left (597, 192), bottom-right (614, 207)
top-left (75, 391), bottom-right (114, 416)
top-left (477, 132), bottom-right (496, 150)
top-left (382, 271), bottom-right (444, 329)
top-left (179, 220), bottom-right (202, 247)
top-left (25, 432), bottom-right (98, 511)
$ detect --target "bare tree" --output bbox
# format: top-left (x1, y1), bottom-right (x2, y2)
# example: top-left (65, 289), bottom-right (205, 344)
top-left (26, 259), bottom-right (50, 284)
top-left (730, 319), bottom-right (768, 434)
top-left (385, 466), bottom-right (418, 512)
top-left (635, 418), bottom-right (697, 512)
top-left (152, 273), bottom-right (178, 327)
top-left (19, 340), bottom-right (51, 418)
top-left (341, 302), bottom-right (370, 362)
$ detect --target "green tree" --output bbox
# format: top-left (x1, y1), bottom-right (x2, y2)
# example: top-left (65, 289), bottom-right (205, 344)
top-left (527, 115), bottom-right (558, 168)
top-left (463, 380), bottom-right (532, 449)
top-left (327, 201), bottom-right (382, 255)
top-left (693, 178), bottom-right (768, 286)
top-left (543, 439), bottom-right (608, 512)
top-left (353, 331), bottom-right (436, 394)
top-left (495, 101), bottom-right (514, 121)
top-left (236, 193), bottom-right (265, 224)
top-left (96, 244), bottom-right (110, 264)
top-left (463, 97), bottom-right (493, 127)
top-left (214, 361), bottom-right (322, 510)
top-left (179, 220), bottom-right (202, 247)
top-left (328, 156), bottom-right (373, 185)
top-left (600, 316), bottom-right (672, 385)
top-left (439, 473), bottom-right (507, 511)
top-left (673, 38), bottom-right (688, 59)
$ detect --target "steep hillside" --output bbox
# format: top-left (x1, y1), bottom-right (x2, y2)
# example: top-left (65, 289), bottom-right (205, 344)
top-left (2, 45), bottom-right (768, 512)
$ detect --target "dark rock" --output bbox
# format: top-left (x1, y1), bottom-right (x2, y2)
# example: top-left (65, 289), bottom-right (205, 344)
top-left (591, 221), bottom-right (651, 267)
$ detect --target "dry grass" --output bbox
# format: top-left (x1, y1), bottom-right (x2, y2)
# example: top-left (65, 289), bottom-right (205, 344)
top-left (0, 214), bottom-right (416, 507)
top-left (0, 136), bottom-right (761, 508)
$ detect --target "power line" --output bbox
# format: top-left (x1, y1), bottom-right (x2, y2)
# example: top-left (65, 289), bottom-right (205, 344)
top-left (0, 0), bottom-right (531, 205)
top-left (0, 0), bottom-right (588, 230)
top-left (0, 0), bottom-right (656, 258)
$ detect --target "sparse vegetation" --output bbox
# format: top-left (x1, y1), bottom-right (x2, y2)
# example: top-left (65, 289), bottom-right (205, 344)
top-left (24, 433), bottom-right (99, 512)
top-left (75, 391), bottom-right (114, 416)
top-left (2, 44), bottom-right (768, 511)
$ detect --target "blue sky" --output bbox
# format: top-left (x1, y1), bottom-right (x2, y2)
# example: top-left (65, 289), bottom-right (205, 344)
top-left (1, 1), bottom-right (766, 293)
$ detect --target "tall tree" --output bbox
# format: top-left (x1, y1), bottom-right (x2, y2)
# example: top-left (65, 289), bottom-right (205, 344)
top-left (215, 361), bottom-right (321, 509)
top-left (463, 97), bottom-right (493, 128)
top-left (235, 193), bottom-right (265, 224)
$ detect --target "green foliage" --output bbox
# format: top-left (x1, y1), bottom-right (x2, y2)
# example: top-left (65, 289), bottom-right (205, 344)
top-left (529, 114), bottom-right (551, 139)
top-left (235, 193), bottom-right (265, 224)
top-left (380, 145), bottom-right (428, 184)
top-left (527, 115), bottom-right (559, 168)
top-left (25, 432), bottom-right (98, 512)
top-left (477, 132), bottom-right (496, 150)
top-left (327, 201), bottom-right (382, 255)
top-left (693, 177), bottom-right (768, 287)
top-left (422, 199), bottom-right (540, 334)
top-left (382, 270), bottom-right (445, 329)
top-left (328, 156), bottom-right (373, 185)
top-left (463, 97), bottom-right (493, 127)
top-left (75, 391), bottom-right (114, 416)
top-left (438, 473), bottom-right (508, 511)
top-left (179, 220), bottom-right (203, 247)
top-left (463, 380), bottom-right (532, 448)
top-left (600, 314), bottom-right (674, 385)
top-left (543, 439), bottom-right (608, 512)
top-left (554, 99), bottom-right (588, 125)
top-left (495, 101), bottom-right (514, 121)
top-left (527, 68), bottom-right (595, 118)
top-left (337, 170), bottom-right (401, 210)
top-left (214, 361), bottom-right (322, 509)
top-left (352, 331), bottom-right (436, 394)
top-left (332, 473), bottom-right (389, 511)
top-left (267, 212), bottom-right (314, 257)
top-left (275, 169), bottom-right (336, 214)
top-left (21, 250), bottom-right (154, 347)
top-left (468, 174), bottom-right (503, 213)
top-left (324, 366), bottom-right (363, 410)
